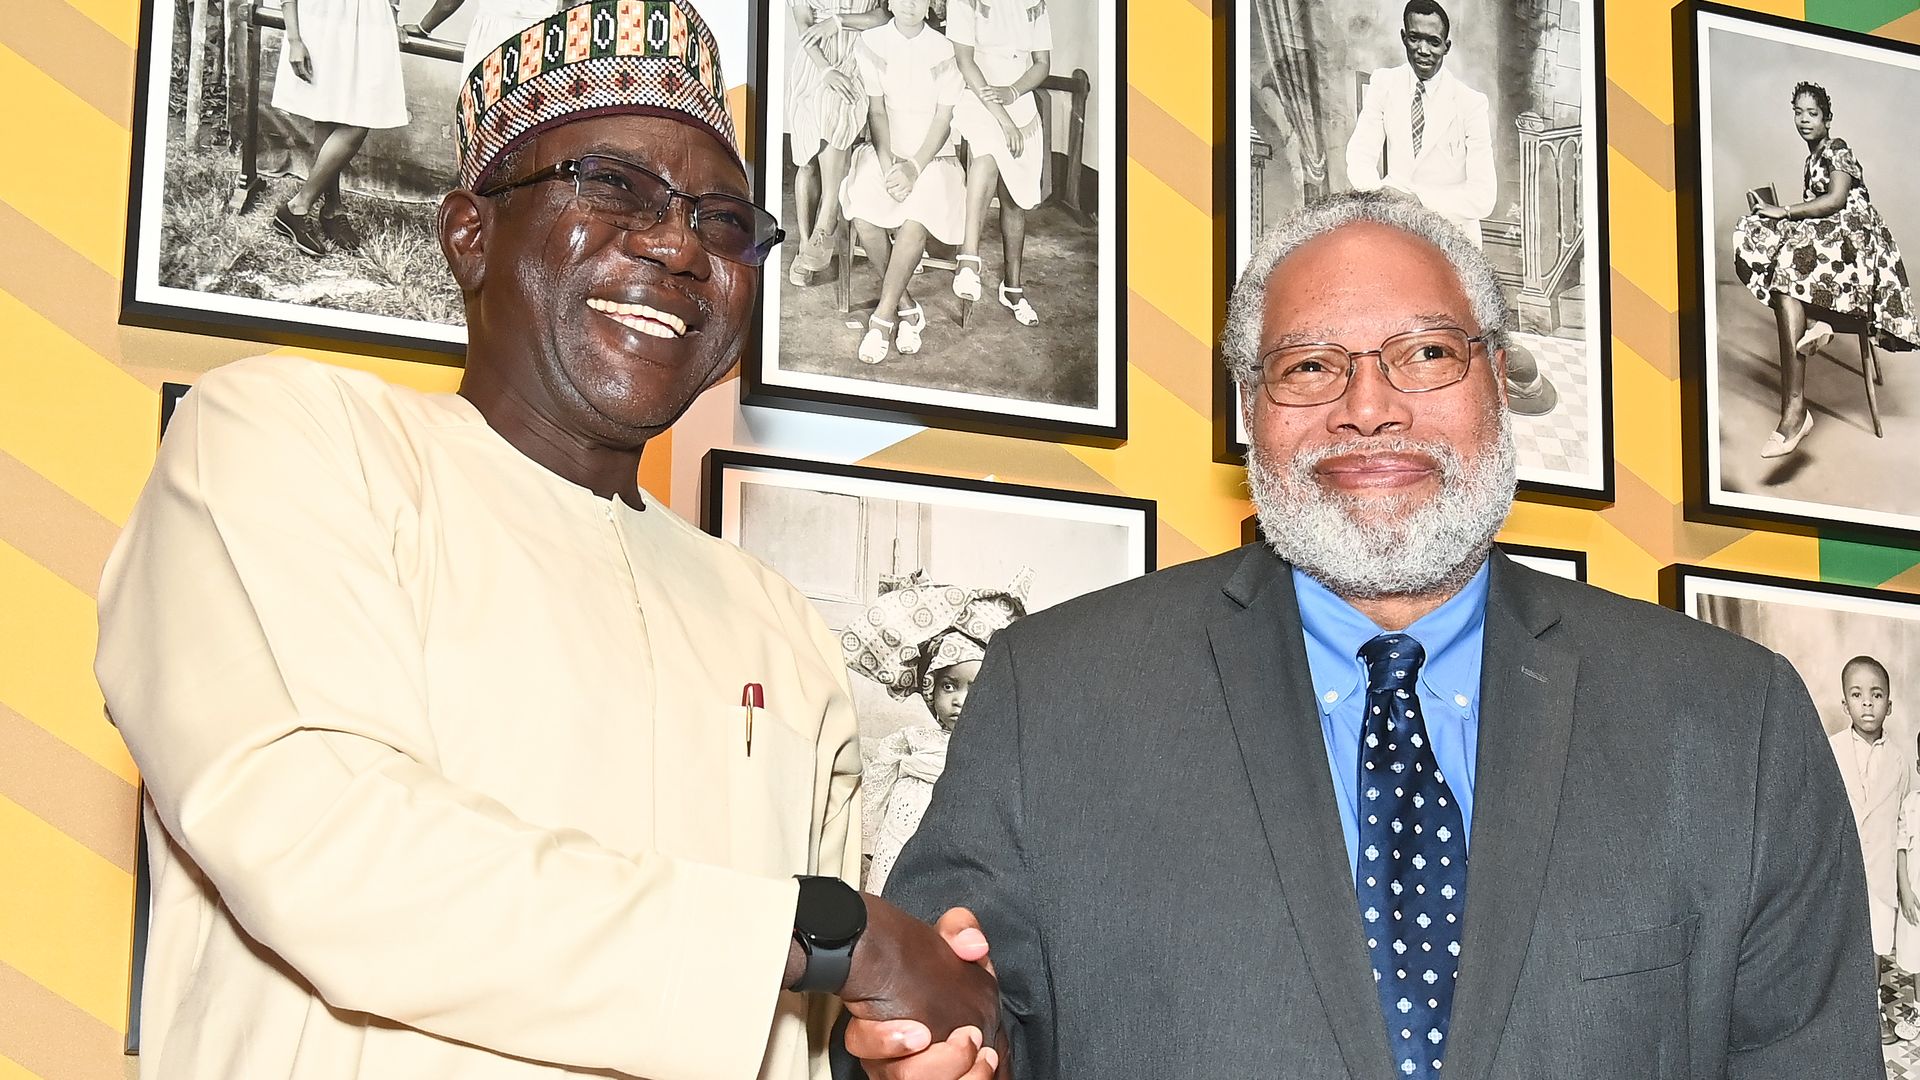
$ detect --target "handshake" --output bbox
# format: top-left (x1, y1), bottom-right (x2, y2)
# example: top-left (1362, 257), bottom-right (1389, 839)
top-left (799, 893), bottom-right (1008, 1079)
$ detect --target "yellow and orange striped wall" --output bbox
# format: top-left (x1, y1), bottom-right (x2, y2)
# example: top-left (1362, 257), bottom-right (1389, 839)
top-left (6, 1), bottom-right (1920, 1076)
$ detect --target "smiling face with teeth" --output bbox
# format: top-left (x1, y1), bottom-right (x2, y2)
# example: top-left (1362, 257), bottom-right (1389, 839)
top-left (442, 113), bottom-right (759, 498)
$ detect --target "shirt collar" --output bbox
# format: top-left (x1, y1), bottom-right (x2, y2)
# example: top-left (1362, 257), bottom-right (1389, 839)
top-left (1295, 560), bottom-right (1491, 717)
top-left (1847, 726), bottom-right (1888, 748)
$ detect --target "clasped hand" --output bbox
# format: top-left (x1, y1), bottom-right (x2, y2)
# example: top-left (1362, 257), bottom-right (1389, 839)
top-left (845, 905), bottom-right (1006, 1080)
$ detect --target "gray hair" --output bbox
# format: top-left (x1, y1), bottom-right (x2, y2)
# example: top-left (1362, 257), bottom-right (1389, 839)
top-left (1221, 190), bottom-right (1513, 389)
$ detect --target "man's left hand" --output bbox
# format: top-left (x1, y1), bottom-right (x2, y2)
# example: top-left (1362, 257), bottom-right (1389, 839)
top-left (840, 900), bottom-right (1002, 1049)
top-left (847, 908), bottom-right (1006, 1080)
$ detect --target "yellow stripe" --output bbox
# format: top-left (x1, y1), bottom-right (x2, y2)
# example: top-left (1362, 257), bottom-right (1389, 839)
top-left (58, 0), bottom-right (139, 47)
top-left (1067, 371), bottom-right (1249, 554)
top-left (1125, 0), bottom-right (1212, 142)
top-left (0, 291), bottom-right (156, 526)
top-left (1127, 161), bottom-right (1216, 343)
top-left (0, 541), bottom-right (136, 783)
top-left (0, 45), bottom-right (128, 273)
top-left (1609, 342), bottom-right (1685, 505)
top-left (0, 1053), bottom-right (43, 1080)
top-left (1604, 148), bottom-right (1679, 312)
top-left (1701, 528), bottom-right (1820, 582)
top-left (0, 795), bottom-right (134, 1029)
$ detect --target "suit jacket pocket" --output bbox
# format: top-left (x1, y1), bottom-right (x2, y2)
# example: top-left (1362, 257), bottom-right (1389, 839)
top-left (1577, 915), bottom-right (1699, 980)
top-left (1572, 916), bottom-right (1698, 1079)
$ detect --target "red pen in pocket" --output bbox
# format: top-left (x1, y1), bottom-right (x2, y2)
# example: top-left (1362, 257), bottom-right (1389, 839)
top-left (742, 683), bottom-right (764, 756)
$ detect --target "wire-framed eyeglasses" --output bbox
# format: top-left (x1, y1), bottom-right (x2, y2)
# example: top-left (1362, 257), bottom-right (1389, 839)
top-left (475, 154), bottom-right (785, 267)
top-left (1256, 327), bottom-right (1491, 407)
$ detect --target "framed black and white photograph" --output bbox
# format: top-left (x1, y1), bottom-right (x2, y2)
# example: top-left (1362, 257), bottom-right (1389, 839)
top-left (1665, 563), bottom-right (1920, 1059)
top-left (1676, 3), bottom-right (1920, 544)
top-left (1502, 541), bottom-right (1585, 581)
top-left (701, 449), bottom-right (1152, 891)
top-left (122, 0), bottom-right (751, 359)
top-left (746, 0), bottom-right (1126, 442)
top-left (1225, 0), bottom-right (1612, 502)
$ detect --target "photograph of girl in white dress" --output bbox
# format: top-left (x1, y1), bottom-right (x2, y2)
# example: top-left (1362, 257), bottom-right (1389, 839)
top-left (126, 0), bottom-right (749, 351)
top-left (1689, 9), bottom-right (1920, 540)
top-left (755, 0), bottom-right (1123, 436)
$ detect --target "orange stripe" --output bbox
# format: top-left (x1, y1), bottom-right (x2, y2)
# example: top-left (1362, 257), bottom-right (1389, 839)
top-left (0, 958), bottom-right (126, 1080)
top-left (1608, 269), bottom-right (1679, 381)
top-left (0, 451), bottom-right (118, 599)
top-left (1127, 290), bottom-right (1213, 416)
top-left (0, 704), bottom-right (138, 874)
top-left (1604, 79), bottom-right (1674, 193)
top-left (1127, 87), bottom-right (1214, 215)
top-left (0, 0), bottom-right (133, 128)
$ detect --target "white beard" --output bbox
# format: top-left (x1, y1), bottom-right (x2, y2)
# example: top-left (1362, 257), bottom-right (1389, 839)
top-left (1247, 408), bottom-right (1517, 599)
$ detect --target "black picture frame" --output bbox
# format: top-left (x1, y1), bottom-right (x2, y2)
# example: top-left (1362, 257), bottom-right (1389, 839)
top-left (1673, 0), bottom-right (1920, 548)
top-left (742, 1), bottom-right (1129, 446)
top-left (701, 448), bottom-right (1157, 571)
top-left (1500, 541), bottom-right (1588, 582)
top-left (1221, 0), bottom-right (1615, 508)
top-left (120, 0), bottom-right (473, 365)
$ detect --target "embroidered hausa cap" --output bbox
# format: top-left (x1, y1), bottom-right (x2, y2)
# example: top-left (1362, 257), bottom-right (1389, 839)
top-left (455, 0), bottom-right (740, 193)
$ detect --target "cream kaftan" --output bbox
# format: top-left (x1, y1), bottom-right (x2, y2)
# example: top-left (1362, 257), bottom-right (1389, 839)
top-left (97, 356), bottom-right (861, 1080)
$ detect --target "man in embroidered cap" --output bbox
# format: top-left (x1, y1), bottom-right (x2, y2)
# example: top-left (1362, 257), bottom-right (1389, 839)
top-left (96, 2), bottom-right (999, 1078)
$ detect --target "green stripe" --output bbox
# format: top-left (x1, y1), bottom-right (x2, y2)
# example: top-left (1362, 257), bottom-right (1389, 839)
top-left (1804, 0), bottom-right (1919, 33)
top-left (1820, 537), bottom-right (1920, 587)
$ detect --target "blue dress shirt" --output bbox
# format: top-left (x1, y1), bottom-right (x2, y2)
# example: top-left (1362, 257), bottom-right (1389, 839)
top-left (1293, 563), bottom-right (1490, 876)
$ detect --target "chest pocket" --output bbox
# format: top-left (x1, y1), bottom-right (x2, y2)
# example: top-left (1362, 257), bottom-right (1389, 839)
top-left (729, 710), bottom-right (823, 877)
top-left (1572, 916), bottom-right (1698, 1080)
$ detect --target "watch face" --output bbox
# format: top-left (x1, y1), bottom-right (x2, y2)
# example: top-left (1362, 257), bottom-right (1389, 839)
top-left (797, 877), bottom-right (866, 947)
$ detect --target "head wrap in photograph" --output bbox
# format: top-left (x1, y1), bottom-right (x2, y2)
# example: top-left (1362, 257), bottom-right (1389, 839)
top-left (841, 567), bottom-right (1034, 706)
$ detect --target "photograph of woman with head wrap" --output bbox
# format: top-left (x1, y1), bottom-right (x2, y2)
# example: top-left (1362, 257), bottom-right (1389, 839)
top-left (842, 568), bottom-right (1031, 892)
top-left (700, 450), bottom-right (1154, 888)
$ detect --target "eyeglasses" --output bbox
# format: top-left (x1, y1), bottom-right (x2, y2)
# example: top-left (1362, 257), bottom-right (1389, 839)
top-left (1256, 327), bottom-right (1489, 407)
top-left (476, 154), bottom-right (785, 267)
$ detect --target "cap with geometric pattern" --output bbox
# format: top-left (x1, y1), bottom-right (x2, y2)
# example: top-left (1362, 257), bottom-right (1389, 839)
top-left (455, 0), bottom-right (740, 192)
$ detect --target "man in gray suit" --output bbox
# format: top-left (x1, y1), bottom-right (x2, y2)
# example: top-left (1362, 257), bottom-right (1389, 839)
top-left (847, 190), bottom-right (1881, 1078)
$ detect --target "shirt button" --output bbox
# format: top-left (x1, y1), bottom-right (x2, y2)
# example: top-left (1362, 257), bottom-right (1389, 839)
top-left (1454, 693), bottom-right (1469, 708)
top-left (1323, 690), bottom-right (1339, 704)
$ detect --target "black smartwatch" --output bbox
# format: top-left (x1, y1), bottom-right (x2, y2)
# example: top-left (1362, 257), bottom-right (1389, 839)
top-left (791, 875), bottom-right (867, 994)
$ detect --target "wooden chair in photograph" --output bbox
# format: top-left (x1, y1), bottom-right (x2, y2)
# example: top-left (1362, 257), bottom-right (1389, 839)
top-left (1805, 314), bottom-right (1885, 438)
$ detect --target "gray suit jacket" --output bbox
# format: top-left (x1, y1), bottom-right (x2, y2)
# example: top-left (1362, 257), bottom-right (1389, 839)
top-left (884, 546), bottom-right (1882, 1079)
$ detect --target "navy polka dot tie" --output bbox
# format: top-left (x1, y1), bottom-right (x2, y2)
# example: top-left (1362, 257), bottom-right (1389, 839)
top-left (1356, 633), bottom-right (1465, 1079)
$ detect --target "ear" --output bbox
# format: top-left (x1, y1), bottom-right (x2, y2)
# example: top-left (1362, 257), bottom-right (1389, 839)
top-left (1491, 347), bottom-right (1509, 407)
top-left (438, 190), bottom-right (491, 295)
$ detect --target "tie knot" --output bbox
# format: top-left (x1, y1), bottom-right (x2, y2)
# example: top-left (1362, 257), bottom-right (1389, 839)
top-left (1359, 634), bottom-right (1425, 691)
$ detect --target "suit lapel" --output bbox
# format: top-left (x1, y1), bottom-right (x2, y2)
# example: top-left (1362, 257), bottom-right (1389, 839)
top-left (1209, 550), bottom-right (1393, 1080)
top-left (1441, 553), bottom-right (1579, 1080)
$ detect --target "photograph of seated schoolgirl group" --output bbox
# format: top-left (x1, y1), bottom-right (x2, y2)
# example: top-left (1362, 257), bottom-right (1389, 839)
top-left (1234, 0), bottom-right (1609, 498)
top-left (755, 0), bottom-right (1123, 437)
top-left (1689, 10), bottom-right (1920, 542)
top-left (124, 0), bottom-right (750, 351)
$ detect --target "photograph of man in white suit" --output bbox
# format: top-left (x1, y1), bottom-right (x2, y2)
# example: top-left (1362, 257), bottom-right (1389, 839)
top-left (1344, 0), bottom-right (1497, 247)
